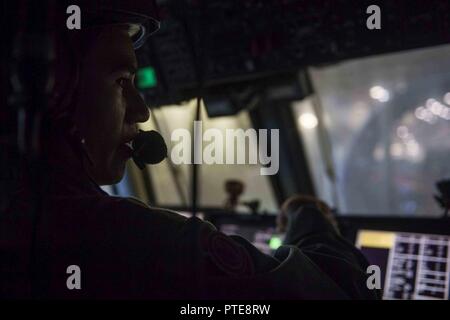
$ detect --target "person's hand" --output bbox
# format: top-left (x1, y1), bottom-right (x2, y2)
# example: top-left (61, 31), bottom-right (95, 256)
top-left (277, 195), bottom-right (339, 239)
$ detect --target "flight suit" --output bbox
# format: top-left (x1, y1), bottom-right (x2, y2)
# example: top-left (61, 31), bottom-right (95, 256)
top-left (0, 164), bottom-right (378, 299)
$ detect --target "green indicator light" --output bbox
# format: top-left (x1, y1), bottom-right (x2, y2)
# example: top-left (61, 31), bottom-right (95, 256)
top-left (269, 236), bottom-right (282, 250)
top-left (137, 66), bottom-right (157, 89)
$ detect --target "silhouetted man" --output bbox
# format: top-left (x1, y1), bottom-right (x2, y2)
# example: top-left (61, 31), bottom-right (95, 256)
top-left (0, 1), bottom-right (377, 299)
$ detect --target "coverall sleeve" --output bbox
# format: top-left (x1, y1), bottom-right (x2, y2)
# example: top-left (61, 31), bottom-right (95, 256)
top-left (173, 206), bottom-right (379, 299)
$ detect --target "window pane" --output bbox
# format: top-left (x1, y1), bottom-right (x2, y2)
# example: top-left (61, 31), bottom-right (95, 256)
top-left (140, 100), bottom-right (278, 213)
top-left (301, 45), bottom-right (450, 217)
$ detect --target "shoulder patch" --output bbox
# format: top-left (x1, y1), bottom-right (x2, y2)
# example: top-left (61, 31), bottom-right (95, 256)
top-left (202, 231), bottom-right (255, 277)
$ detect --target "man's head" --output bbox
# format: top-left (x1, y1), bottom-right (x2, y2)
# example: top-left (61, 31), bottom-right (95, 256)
top-left (277, 194), bottom-right (339, 234)
top-left (71, 26), bottom-right (150, 185)
top-left (48, 2), bottom-right (159, 185)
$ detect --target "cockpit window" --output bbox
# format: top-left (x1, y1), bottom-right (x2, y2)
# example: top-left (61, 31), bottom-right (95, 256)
top-left (295, 44), bottom-right (450, 217)
top-left (136, 99), bottom-right (278, 213)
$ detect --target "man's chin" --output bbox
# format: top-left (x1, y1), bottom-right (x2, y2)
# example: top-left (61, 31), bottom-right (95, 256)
top-left (97, 174), bottom-right (124, 186)
top-left (93, 163), bottom-right (126, 186)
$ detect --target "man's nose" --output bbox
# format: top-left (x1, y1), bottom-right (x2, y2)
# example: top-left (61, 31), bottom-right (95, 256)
top-left (126, 87), bottom-right (150, 123)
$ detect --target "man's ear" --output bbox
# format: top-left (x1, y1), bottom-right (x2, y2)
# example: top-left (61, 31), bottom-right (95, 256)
top-left (51, 110), bottom-right (95, 168)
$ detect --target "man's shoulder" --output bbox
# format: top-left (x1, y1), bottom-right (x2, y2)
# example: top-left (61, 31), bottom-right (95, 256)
top-left (43, 193), bottom-right (212, 248)
top-left (51, 193), bottom-right (187, 225)
top-left (102, 195), bottom-right (187, 222)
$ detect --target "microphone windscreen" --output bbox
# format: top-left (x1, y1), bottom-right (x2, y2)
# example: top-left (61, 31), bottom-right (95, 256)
top-left (132, 130), bottom-right (167, 168)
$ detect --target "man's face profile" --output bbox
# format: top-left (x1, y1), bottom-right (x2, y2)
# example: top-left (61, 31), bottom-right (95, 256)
top-left (72, 26), bottom-right (150, 185)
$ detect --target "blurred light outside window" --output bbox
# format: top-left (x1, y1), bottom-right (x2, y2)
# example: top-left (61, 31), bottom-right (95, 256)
top-left (293, 45), bottom-right (450, 217)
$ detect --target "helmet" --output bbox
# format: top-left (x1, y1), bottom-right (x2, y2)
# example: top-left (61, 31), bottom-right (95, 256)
top-left (78, 0), bottom-right (161, 49)
top-left (49, 0), bottom-right (160, 118)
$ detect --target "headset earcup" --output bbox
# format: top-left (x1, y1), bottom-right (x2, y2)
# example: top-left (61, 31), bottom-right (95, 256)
top-left (49, 33), bottom-right (81, 120)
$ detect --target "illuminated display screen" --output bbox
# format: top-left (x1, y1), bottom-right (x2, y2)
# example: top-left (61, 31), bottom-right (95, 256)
top-left (220, 224), bottom-right (282, 255)
top-left (356, 230), bottom-right (450, 300)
